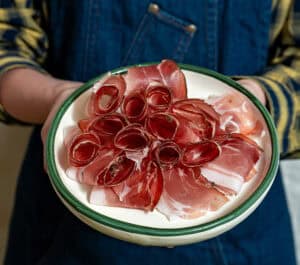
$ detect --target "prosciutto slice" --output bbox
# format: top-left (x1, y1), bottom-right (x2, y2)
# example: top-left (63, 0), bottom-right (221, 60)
top-left (155, 141), bottom-right (181, 167)
top-left (156, 166), bottom-right (228, 220)
top-left (201, 133), bottom-right (262, 194)
top-left (146, 112), bottom-right (179, 140)
top-left (114, 124), bottom-right (149, 151)
top-left (67, 132), bottom-right (101, 167)
top-left (88, 75), bottom-right (126, 115)
top-left (90, 160), bottom-right (163, 211)
top-left (124, 59), bottom-right (186, 101)
top-left (145, 82), bottom-right (172, 112)
top-left (171, 99), bottom-right (220, 138)
top-left (209, 92), bottom-right (258, 134)
top-left (182, 141), bottom-right (221, 167)
top-left (122, 93), bottom-right (147, 122)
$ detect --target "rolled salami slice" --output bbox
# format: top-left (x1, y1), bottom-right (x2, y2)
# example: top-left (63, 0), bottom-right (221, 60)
top-left (122, 93), bottom-right (147, 122)
top-left (88, 74), bottom-right (126, 115)
top-left (67, 132), bottom-right (101, 167)
top-left (146, 112), bottom-right (179, 140)
top-left (114, 124), bottom-right (149, 151)
top-left (182, 141), bottom-right (220, 167)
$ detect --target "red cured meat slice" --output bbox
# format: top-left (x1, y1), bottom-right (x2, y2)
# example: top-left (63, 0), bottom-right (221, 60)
top-left (79, 113), bottom-right (127, 135)
top-left (112, 160), bottom-right (163, 211)
top-left (146, 112), bottom-right (179, 140)
top-left (104, 153), bottom-right (136, 186)
top-left (171, 99), bottom-right (220, 138)
top-left (209, 92), bottom-right (258, 134)
top-left (122, 93), bottom-right (147, 122)
top-left (124, 60), bottom-right (186, 100)
top-left (80, 147), bottom-right (120, 185)
top-left (114, 124), bottom-right (149, 151)
top-left (88, 75), bottom-right (126, 115)
top-left (201, 133), bottom-right (262, 194)
top-left (67, 132), bottom-right (101, 167)
top-left (157, 59), bottom-right (187, 100)
top-left (155, 141), bottom-right (181, 167)
top-left (156, 166), bottom-right (228, 219)
top-left (145, 82), bottom-right (172, 112)
top-left (182, 141), bottom-right (220, 167)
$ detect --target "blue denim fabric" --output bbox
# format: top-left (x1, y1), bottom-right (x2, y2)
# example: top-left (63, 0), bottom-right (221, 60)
top-left (5, 1), bottom-right (296, 264)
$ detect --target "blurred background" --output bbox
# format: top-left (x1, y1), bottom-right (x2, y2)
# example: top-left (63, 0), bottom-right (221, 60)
top-left (0, 124), bottom-right (299, 264)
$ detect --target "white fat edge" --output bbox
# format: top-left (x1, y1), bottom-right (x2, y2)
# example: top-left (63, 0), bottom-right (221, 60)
top-left (66, 166), bottom-right (78, 181)
top-left (91, 72), bottom-right (112, 93)
top-left (156, 192), bottom-right (196, 222)
top-left (89, 186), bottom-right (108, 205)
top-left (125, 146), bottom-right (149, 171)
top-left (117, 184), bottom-right (131, 202)
top-left (201, 167), bottom-right (244, 193)
top-left (220, 115), bottom-right (240, 132)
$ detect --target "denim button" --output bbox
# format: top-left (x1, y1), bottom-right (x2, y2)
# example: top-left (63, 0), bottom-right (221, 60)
top-left (186, 24), bottom-right (197, 33)
top-left (148, 3), bottom-right (160, 14)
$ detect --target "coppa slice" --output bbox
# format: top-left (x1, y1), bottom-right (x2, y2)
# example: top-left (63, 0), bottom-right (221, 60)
top-left (156, 166), bottom-right (228, 220)
top-left (201, 133), bottom-right (262, 194)
top-left (87, 75), bottom-right (126, 116)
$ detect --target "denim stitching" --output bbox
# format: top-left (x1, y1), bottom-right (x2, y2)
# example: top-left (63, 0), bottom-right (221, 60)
top-left (173, 32), bottom-right (194, 62)
top-left (155, 10), bottom-right (190, 32)
top-left (122, 13), bottom-right (151, 65)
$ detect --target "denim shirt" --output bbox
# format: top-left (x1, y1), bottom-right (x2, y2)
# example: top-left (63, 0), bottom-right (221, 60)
top-left (4, 1), bottom-right (297, 265)
top-left (46, 0), bottom-right (271, 81)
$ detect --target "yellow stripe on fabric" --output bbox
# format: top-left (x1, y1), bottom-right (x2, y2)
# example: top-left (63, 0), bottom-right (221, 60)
top-left (262, 78), bottom-right (289, 153)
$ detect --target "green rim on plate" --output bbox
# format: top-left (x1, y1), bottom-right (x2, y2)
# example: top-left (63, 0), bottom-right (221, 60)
top-left (46, 63), bottom-right (279, 237)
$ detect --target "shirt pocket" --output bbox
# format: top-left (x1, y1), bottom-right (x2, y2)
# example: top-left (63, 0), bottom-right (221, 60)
top-left (122, 3), bottom-right (197, 66)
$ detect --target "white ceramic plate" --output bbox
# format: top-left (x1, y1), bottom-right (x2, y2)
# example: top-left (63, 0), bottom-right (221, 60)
top-left (46, 63), bottom-right (279, 246)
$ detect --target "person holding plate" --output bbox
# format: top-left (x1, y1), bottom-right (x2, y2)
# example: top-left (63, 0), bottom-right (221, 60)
top-left (0, 1), bottom-right (299, 264)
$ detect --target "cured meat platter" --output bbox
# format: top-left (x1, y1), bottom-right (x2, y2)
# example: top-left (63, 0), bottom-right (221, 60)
top-left (46, 61), bottom-right (279, 246)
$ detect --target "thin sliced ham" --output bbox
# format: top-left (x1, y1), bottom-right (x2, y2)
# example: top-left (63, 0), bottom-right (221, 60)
top-left (146, 112), bottom-right (179, 140)
top-left (155, 141), bottom-right (181, 167)
top-left (171, 99), bottom-right (220, 138)
top-left (182, 141), bottom-right (221, 167)
top-left (156, 166), bottom-right (228, 220)
top-left (201, 133), bottom-right (262, 194)
top-left (88, 75), bottom-right (126, 115)
top-left (114, 124), bottom-right (149, 152)
top-left (67, 132), bottom-right (101, 167)
top-left (124, 60), bottom-right (186, 101)
top-left (122, 93), bottom-right (147, 122)
top-left (90, 160), bottom-right (163, 211)
top-left (145, 82), bottom-right (172, 112)
top-left (209, 91), bottom-right (258, 134)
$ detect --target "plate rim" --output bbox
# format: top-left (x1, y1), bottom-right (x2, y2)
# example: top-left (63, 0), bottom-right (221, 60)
top-left (46, 62), bottom-right (279, 237)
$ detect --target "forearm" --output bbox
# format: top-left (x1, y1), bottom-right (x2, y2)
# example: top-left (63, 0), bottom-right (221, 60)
top-left (0, 68), bottom-right (79, 124)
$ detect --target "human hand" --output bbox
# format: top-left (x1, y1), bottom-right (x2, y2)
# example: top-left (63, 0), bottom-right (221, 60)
top-left (237, 79), bottom-right (266, 105)
top-left (41, 80), bottom-right (83, 171)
